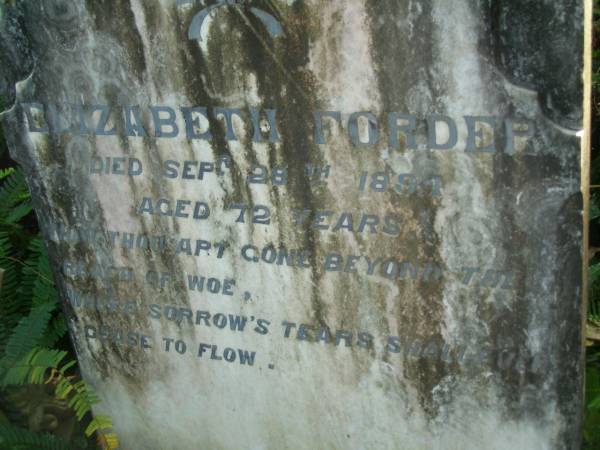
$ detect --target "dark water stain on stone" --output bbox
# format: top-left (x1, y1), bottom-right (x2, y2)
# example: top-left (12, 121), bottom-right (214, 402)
top-left (364, 0), bottom-right (447, 419)
top-left (482, 1), bottom-right (583, 443)
top-left (86, 0), bottom-right (148, 81)
top-left (487, 0), bottom-right (583, 130)
top-left (234, 1), bottom-right (331, 327)
top-left (177, 0), bottom-right (331, 327)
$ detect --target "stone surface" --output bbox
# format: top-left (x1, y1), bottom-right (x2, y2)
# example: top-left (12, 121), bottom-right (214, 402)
top-left (0, 1), bottom-right (586, 449)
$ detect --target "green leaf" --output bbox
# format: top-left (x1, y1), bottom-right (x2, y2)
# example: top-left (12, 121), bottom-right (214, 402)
top-left (85, 415), bottom-right (113, 437)
top-left (0, 423), bottom-right (70, 450)
top-left (585, 365), bottom-right (600, 446)
top-left (0, 347), bottom-right (67, 387)
top-left (0, 167), bottom-right (15, 180)
top-left (0, 169), bottom-right (30, 223)
top-left (0, 302), bottom-right (55, 369)
top-left (0, 232), bottom-right (19, 313)
top-left (592, 200), bottom-right (600, 221)
top-left (4, 200), bottom-right (33, 224)
top-left (18, 237), bottom-right (57, 309)
top-left (590, 263), bottom-right (600, 286)
top-left (39, 315), bottom-right (67, 349)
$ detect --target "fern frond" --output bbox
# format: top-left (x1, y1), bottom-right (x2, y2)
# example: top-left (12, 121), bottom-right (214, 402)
top-left (15, 238), bottom-right (57, 311)
top-left (0, 423), bottom-right (70, 450)
top-left (31, 279), bottom-right (58, 309)
top-left (38, 315), bottom-right (67, 349)
top-left (0, 302), bottom-right (55, 368)
top-left (4, 199), bottom-right (33, 224)
top-left (0, 166), bottom-right (119, 448)
top-left (0, 236), bottom-right (60, 363)
top-left (98, 432), bottom-right (120, 450)
top-left (0, 347), bottom-right (67, 387)
top-left (17, 237), bottom-right (47, 302)
top-left (0, 167), bottom-right (15, 180)
top-left (0, 168), bottom-right (28, 201)
top-left (85, 414), bottom-right (113, 437)
top-left (50, 359), bottom-right (119, 447)
top-left (0, 169), bottom-right (30, 222)
top-left (64, 380), bottom-right (101, 421)
top-left (0, 232), bottom-right (19, 306)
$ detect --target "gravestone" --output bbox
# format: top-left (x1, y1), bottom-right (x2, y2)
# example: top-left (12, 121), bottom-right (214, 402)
top-left (0, 1), bottom-right (587, 449)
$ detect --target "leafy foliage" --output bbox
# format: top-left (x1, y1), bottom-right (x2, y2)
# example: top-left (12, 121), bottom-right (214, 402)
top-left (587, 356), bottom-right (600, 448)
top-left (0, 423), bottom-right (70, 450)
top-left (0, 164), bottom-right (118, 448)
top-left (1, 347), bottom-right (118, 446)
top-left (0, 303), bottom-right (55, 372)
top-left (0, 169), bottom-right (30, 222)
top-left (1, 348), bottom-right (69, 387)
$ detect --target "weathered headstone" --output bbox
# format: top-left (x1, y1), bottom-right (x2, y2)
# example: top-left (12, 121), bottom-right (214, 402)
top-left (0, 1), bottom-right (588, 448)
